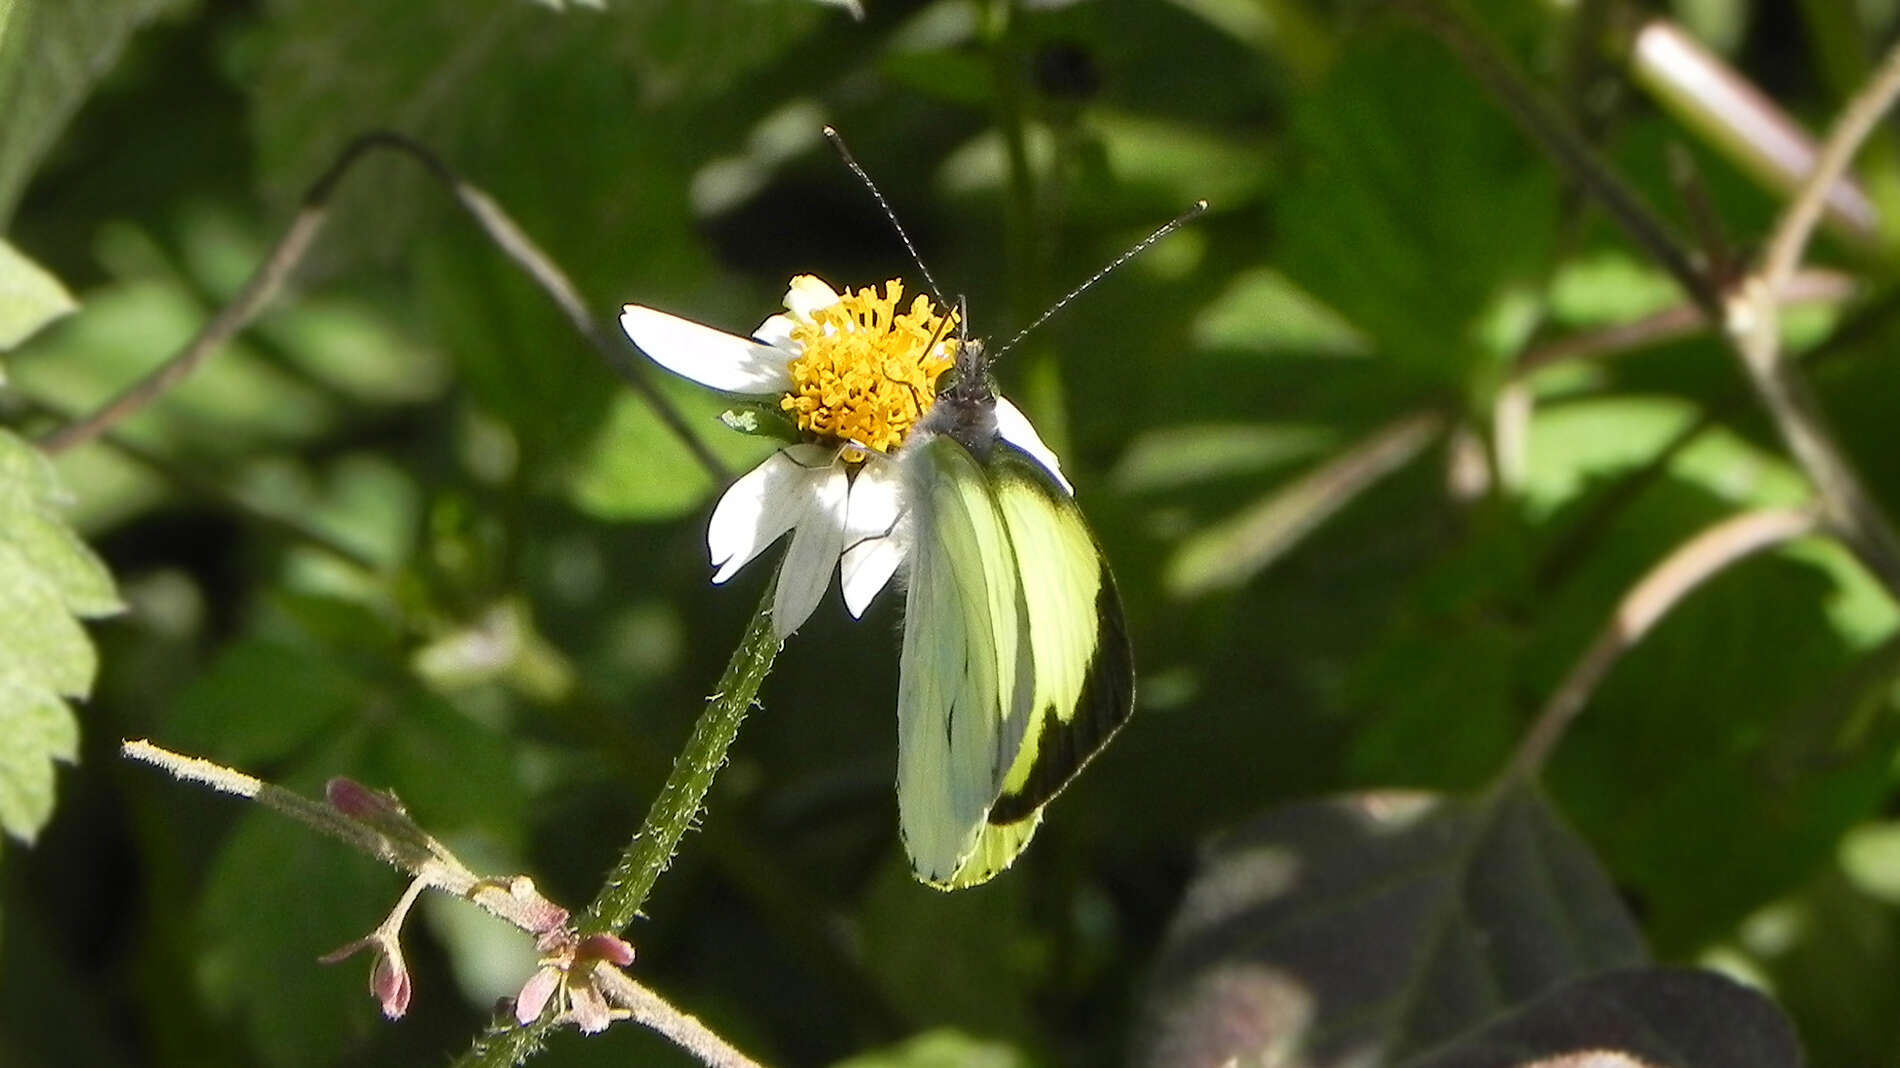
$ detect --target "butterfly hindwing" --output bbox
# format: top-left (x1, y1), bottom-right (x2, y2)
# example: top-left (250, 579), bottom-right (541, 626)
top-left (897, 434), bottom-right (1134, 889)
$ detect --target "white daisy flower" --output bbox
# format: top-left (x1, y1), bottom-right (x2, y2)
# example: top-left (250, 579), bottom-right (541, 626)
top-left (621, 275), bottom-right (1067, 639)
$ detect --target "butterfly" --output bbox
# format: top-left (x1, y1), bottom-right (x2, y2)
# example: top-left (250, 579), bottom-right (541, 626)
top-left (891, 332), bottom-right (1135, 888)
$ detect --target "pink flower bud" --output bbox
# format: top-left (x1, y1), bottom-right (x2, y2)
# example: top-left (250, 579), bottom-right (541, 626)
top-left (577, 933), bottom-right (635, 967)
top-left (326, 778), bottom-right (405, 821)
top-left (371, 948), bottom-right (412, 1019)
top-left (514, 966), bottom-right (560, 1026)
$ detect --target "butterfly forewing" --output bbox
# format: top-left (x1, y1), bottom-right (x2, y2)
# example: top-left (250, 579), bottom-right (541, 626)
top-left (986, 446), bottom-right (1135, 825)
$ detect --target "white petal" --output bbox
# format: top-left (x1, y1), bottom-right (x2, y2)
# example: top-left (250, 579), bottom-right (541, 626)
top-left (994, 395), bottom-right (1073, 494)
top-left (707, 445), bottom-right (834, 583)
top-left (783, 275), bottom-right (840, 322)
top-left (840, 461), bottom-right (907, 618)
top-left (752, 313), bottom-right (798, 350)
top-left (772, 456), bottom-right (850, 638)
top-left (621, 304), bottom-right (792, 395)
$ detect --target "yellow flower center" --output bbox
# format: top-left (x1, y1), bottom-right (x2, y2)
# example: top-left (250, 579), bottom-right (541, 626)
top-left (781, 280), bottom-right (958, 462)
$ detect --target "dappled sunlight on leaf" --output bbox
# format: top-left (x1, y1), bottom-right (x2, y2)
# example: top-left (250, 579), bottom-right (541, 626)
top-left (1136, 787), bottom-right (1650, 1067)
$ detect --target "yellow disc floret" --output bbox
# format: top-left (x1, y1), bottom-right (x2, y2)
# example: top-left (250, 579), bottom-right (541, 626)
top-left (781, 279), bottom-right (958, 462)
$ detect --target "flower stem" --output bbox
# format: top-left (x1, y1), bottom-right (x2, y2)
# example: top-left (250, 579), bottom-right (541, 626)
top-left (584, 575), bottom-right (783, 934)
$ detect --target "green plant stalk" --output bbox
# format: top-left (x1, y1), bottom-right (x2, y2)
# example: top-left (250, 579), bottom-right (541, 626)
top-left (585, 574), bottom-right (782, 934)
top-left (458, 575), bottom-right (781, 1068)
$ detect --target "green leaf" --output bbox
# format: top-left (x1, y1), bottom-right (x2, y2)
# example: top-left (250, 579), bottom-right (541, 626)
top-left (0, 0), bottom-right (184, 225)
top-left (1135, 785), bottom-right (1646, 1066)
top-left (0, 238), bottom-right (76, 355)
top-left (1527, 468), bottom-right (1890, 951)
top-left (1273, 29), bottom-right (1557, 388)
top-left (0, 427), bottom-right (115, 848)
top-left (0, 427), bottom-right (120, 615)
top-left (195, 759), bottom-right (397, 1068)
top-left (565, 386), bottom-right (776, 522)
top-left (856, 857), bottom-right (1038, 1042)
top-left (831, 1030), bottom-right (1034, 1068)
top-left (0, 538), bottom-right (97, 698)
top-left (940, 112), bottom-right (1269, 223)
top-left (0, 676), bottom-right (76, 843)
top-left (0, 420), bottom-right (58, 499)
top-left (1348, 618), bottom-right (1524, 790)
top-left (0, 499), bottom-right (122, 616)
top-left (1723, 868), bottom-right (1900, 1067)
top-left (1190, 267), bottom-right (1370, 358)
top-left (1112, 423), bottom-right (1334, 494)
top-left (1408, 967), bottom-right (1802, 1068)
top-left (164, 639), bottom-right (361, 768)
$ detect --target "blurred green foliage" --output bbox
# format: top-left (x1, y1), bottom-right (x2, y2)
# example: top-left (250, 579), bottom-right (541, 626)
top-left (3, 0), bottom-right (1900, 1065)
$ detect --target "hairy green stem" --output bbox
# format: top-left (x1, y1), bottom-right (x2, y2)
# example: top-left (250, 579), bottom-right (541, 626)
top-left (458, 577), bottom-right (781, 1068)
top-left (586, 576), bottom-right (782, 934)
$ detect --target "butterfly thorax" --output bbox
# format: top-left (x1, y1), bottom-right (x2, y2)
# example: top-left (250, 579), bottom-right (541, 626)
top-left (919, 337), bottom-right (1000, 458)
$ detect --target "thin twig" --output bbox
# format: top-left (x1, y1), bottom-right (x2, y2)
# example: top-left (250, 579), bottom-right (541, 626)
top-left (1629, 18), bottom-right (1880, 245)
top-left (1728, 36), bottom-right (1900, 599)
top-left (11, 392), bottom-right (382, 571)
top-left (1528, 286), bottom-right (1900, 593)
top-left (1166, 410), bottom-right (1447, 595)
top-left (1400, 0), bottom-right (1725, 321)
top-left (123, 741), bottom-right (569, 935)
top-left (128, 739), bottom-right (760, 1065)
top-left (1513, 268), bottom-right (1856, 376)
top-left (595, 971), bottom-right (764, 1068)
top-left (1506, 506), bottom-right (1821, 779)
top-left (36, 131), bottom-right (728, 482)
top-left (1410, 1), bottom-right (1900, 598)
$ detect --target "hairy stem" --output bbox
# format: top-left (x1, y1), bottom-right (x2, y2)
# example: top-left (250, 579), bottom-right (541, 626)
top-left (595, 970), bottom-right (765, 1068)
top-left (585, 576), bottom-right (782, 932)
top-left (458, 577), bottom-right (781, 1068)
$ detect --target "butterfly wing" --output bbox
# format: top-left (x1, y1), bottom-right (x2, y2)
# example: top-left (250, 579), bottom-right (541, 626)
top-left (897, 435), bottom-right (1134, 889)
top-left (986, 444), bottom-right (1134, 825)
top-left (897, 434), bottom-right (1036, 888)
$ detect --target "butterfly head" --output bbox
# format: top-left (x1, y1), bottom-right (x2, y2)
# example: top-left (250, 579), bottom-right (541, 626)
top-left (918, 335), bottom-right (1000, 457)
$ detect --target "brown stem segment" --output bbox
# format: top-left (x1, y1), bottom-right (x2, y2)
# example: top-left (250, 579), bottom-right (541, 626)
top-left (1507, 507), bottom-right (1821, 780)
top-left (1400, 0), bottom-right (1724, 321)
top-left (1730, 34), bottom-right (1900, 599)
top-left (37, 131), bottom-right (728, 482)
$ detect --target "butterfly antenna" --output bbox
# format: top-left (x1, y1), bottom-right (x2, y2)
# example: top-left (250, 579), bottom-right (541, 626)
top-left (824, 125), bottom-right (951, 312)
top-left (991, 199), bottom-right (1208, 361)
